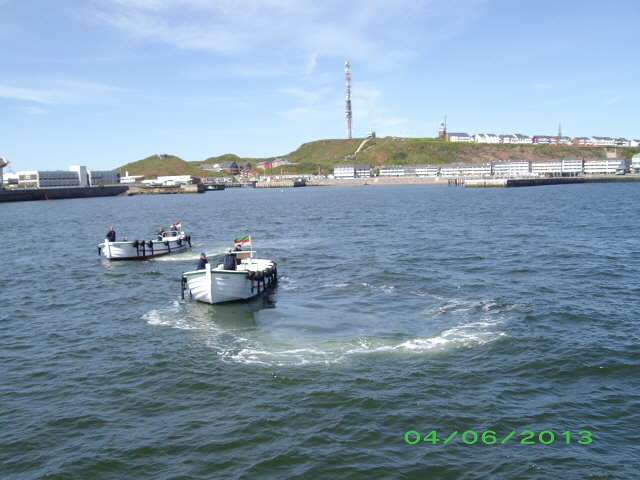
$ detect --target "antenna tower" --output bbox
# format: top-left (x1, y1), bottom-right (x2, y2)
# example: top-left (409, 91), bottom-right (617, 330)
top-left (345, 61), bottom-right (353, 139)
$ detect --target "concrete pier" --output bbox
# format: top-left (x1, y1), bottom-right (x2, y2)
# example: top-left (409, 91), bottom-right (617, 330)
top-left (0, 185), bottom-right (129, 203)
top-left (465, 176), bottom-right (640, 188)
top-left (121, 184), bottom-right (206, 195)
top-left (255, 180), bottom-right (306, 188)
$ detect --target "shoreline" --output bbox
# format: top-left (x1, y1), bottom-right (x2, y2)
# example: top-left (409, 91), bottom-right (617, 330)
top-left (305, 174), bottom-right (640, 187)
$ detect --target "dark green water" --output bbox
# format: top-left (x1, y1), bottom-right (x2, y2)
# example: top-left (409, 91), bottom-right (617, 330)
top-left (1, 184), bottom-right (639, 479)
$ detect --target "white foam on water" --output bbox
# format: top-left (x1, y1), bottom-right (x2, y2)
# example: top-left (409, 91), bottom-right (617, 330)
top-left (145, 296), bottom-right (511, 367)
top-left (143, 301), bottom-right (215, 331)
top-left (362, 283), bottom-right (396, 295)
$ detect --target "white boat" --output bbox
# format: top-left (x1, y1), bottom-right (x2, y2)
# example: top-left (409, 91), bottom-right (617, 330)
top-left (99, 224), bottom-right (192, 260)
top-left (181, 248), bottom-right (277, 304)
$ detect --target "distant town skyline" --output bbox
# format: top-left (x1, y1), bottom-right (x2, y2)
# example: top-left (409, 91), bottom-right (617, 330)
top-left (1, 0), bottom-right (638, 172)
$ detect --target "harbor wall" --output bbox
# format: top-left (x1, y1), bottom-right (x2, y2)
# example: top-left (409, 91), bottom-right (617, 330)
top-left (121, 184), bottom-right (206, 195)
top-left (0, 185), bottom-right (129, 203)
top-left (305, 175), bottom-right (640, 188)
top-left (466, 176), bottom-right (640, 188)
top-left (255, 180), bottom-right (306, 188)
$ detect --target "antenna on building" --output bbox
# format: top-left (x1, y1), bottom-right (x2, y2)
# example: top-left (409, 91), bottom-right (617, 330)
top-left (439, 115), bottom-right (447, 138)
top-left (345, 61), bottom-right (353, 139)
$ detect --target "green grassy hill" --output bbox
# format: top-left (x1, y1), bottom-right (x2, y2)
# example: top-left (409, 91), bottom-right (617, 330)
top-left (117, 139), bottom-right (639, 177)
top-left (117, 155), bottom-right (205, 178)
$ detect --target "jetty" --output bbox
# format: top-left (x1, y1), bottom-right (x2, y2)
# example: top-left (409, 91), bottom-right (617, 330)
top-left (465, 176), bottom-right (640, 188)
top-left (120, 184), bottom-right (207, 195)
top-left (0, 185), bottom-right (129, 203)
top-left (254, 180), bottom-right (306, 188)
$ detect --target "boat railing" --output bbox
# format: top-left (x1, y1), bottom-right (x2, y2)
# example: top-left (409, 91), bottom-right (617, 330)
top-left (161, 230), bottom-right (182, 239)
top-left (236, 249), bottom-right (260, 265)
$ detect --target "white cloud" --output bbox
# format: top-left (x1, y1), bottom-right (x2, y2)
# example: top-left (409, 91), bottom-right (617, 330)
top-left (0, 85), bottom-right (60, 104)
top-left (0, 80), bottom-right (127, 105)
top-left (304, 55), bottom-right (317, 75)
top-left (531, 83), bottom-right (554, 90)
top-left (89, 0), bottom-right (484, 63)
top-left (20, 106), bottom-right (50, 115)
top-left (604, 96), bottom-right (622, 105)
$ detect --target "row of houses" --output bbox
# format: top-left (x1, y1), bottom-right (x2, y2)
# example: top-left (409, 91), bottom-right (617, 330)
top-left (200, 161), bottom-right (252, 175)
top-left (448, 133), bottom-right (640, 147)
top-left (335, 155), bottom-right (640, 178)
top-left (199, 158), bottom-right (290, 175)
top-left (16, 166), bottom-right (121, 188)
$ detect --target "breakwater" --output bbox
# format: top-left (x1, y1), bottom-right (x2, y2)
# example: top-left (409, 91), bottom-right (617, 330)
top-left (0, 185), bottom-right (129, 203)
top-left (121, 184), bottom-right (206, 195)
top-left (465, 175), bottom-right (640, 188)
top-left (254, 180), bottom-right (306, 188)
top-left (305, 175), bottom-right (640, 188)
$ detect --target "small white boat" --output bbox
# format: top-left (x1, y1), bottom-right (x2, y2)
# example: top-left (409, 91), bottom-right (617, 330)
top-left (181, 248), bottom-right (277, 304)
top-left (99, 224), bottom-right (192, 260)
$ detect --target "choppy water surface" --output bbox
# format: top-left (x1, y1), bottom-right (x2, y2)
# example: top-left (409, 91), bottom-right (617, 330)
top-left (1, 183), bottom-right (639, 478)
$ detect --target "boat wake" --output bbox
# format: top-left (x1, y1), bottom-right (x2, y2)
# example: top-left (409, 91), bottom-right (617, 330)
top-left (143, 297), bottom-right (512, 367)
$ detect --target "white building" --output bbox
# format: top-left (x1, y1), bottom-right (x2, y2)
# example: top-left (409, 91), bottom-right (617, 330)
top-left (510, 134), bottom-right (532, 144)
top-left (531, 160), bottom-right (562, 176)
top-left (380, 165), bottom-right (410, 176)
top-left (17, 166), bottom-right (120, 187)
top-left (121, 171), bottom-right (145, 183)
top-left (532, 135), bottom-right (554, 145)
top-left (493, 160), bottom-right (531, 176)
top-left (415, 164), bottom-right (440, 176)
top-left (333, 164), bottom-right (355, 178)
top-left (447, 133), bottom-right (474, 143)
top-left (354, 164), bottom-right (371, 177)
top-left (631, 154), bottom-right (640, 173)
top-left (89, 170), bottom-right (120, 185)
top-left (562, 157), bottom-right (584, 176)
top-left (333, 164), bottom-right (370, 178)
top-left (588, 136), bottom-right (616, 147)
top-left (156, 175), bottom-right (199, 185)
top-left (461, 163), bottom-right (492, 176)
top-left (440, 163), bottom-right (466, 176)
top-left (474, 134), bottom-right (500, 144)
top-left (583, 157), bottom-right (625, 174)
top-left (439, 163), bottom-right (491, 176)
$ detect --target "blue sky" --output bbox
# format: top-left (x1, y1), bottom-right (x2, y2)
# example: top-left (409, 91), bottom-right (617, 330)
top-left (1, 0), bottom-right (638, 172)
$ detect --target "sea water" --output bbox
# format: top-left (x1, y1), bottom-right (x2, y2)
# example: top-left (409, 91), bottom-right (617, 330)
top-left (1, 183), bottom-right (639, 478)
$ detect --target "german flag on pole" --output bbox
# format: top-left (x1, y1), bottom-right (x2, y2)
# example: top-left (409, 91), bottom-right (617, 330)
top-left (234, 235), bottom-right (251, 245)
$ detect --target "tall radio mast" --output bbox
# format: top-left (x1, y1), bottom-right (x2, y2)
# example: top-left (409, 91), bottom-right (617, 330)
top-left (345, 61), bottom-right (353, 139)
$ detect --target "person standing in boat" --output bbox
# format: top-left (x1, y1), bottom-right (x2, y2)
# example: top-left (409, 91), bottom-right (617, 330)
top-left (106, 226), bottom-right (116, 242)
top-left (157, 227), bottom-right (165, 240)
top-left (197, 252), bottom-right (208, 270)
top-left (223, 247), bottom-right (237, 270)
top-left (234, 243), bottom-right (243, 266)
top-left (169, 223), bottom-right (177, 232)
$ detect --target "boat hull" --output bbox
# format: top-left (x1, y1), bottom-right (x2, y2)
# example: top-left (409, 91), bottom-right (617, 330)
top-left (99, 234), bottom-right (191, 260)
top-left (182, 259), bottom-right (277, 304)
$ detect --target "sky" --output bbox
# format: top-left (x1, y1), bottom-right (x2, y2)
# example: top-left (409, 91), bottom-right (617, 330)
top-left (1, 0), bottom-right (638, 172)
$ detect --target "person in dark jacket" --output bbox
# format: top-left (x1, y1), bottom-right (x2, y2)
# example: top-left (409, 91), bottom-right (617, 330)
top-left (234, 244), bottom-right (243, 265)
top-left (197, 252), bottom-right (208, 270)
top-left (223, 247), bottom-right (237, 270)
top-left (106, 226), bottom-right (116, 242)
top-left (157, 227), bottom-right (165, 240)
